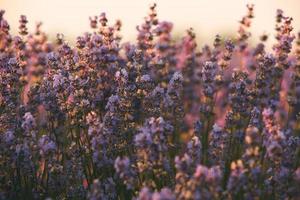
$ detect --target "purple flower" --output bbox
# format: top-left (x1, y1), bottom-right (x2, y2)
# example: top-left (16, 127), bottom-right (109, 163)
top-left (21, 112), bottom-right (36, 131)
top-left (38, 135), bottom-right (56, 155)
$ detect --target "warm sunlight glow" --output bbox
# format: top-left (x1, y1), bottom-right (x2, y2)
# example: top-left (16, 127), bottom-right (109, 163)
top-left (1, 0), bottom-right (300, 45)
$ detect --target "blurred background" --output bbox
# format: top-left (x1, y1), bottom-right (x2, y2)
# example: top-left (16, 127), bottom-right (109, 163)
top-left (1, 0), bottom-right (300, 47)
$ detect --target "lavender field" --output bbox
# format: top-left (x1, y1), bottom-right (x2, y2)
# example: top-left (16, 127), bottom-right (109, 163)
top-left (0, 3), bottom-right (300, 200)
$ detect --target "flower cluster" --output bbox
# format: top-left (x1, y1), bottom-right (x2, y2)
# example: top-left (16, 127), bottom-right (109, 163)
top-left (0, 4), bottom-right (300, 200)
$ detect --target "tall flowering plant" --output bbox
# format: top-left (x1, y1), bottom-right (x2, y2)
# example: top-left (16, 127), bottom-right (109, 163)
top-left (0, 4), bottom-right (299, 200)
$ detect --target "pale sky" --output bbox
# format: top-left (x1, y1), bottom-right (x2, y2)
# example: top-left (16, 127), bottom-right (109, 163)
top-left (1, 0), bottom-right (300, 46)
